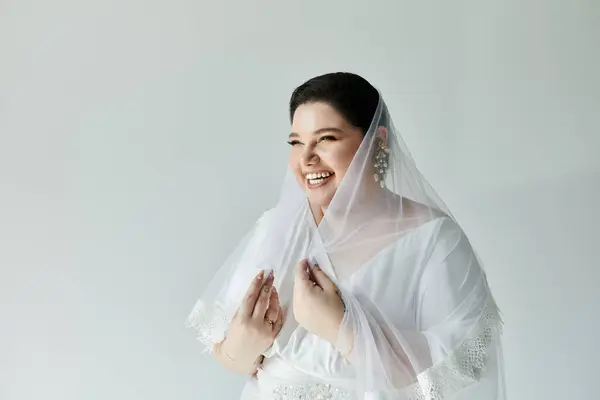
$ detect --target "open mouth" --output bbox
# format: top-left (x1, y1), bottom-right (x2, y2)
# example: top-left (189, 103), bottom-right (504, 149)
top-left (305, 171), bottom-right (334, 188)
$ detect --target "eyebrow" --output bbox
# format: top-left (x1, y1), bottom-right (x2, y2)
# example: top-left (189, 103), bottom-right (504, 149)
top-left (288, 127), bottom-right (345, 139)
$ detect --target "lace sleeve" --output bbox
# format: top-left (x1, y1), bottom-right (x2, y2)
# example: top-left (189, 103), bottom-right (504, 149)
top-left (186, 301), bottom-right (232, 353)
top-left (407, 299), bottom-right (503, 400)
top-left (405, 218), bottom-right (504, 399)
top-left (185, 210), bottom-right (273, 353)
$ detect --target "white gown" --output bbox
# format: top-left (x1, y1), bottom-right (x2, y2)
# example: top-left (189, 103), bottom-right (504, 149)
top-left (188, 91), bottom-right (505, 400)
top-left (228, 215), bottom-right (504, 400)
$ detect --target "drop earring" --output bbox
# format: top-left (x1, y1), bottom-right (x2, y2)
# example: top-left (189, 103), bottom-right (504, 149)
top-left (373, 137), bottom-right (389, 188)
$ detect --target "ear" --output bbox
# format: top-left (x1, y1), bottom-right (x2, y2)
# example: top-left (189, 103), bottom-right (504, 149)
top-left (376, 126), bottom-right (388, 142)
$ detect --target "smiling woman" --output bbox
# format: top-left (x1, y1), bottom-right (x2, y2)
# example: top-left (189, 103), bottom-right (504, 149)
top-left (287, 75), bottom-right (390, 225)
top-left (288, 101), bottom-right (364, 221)
top-left (186, 72), bottom-right (506, 400)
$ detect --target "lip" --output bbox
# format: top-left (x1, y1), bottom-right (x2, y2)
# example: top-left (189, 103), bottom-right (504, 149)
top-left (305, 172), bottom-right (334, 189)
top-left (303, 170), bottom-right (333, 176)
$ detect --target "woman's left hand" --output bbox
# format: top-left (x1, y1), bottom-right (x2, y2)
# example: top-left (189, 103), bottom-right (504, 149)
top-left (293, 259), bottom-right (345, 345)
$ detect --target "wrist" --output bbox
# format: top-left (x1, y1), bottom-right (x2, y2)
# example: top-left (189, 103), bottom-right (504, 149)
top-left (219, 339), bottom-right (262, 374)
top-left (324, 309), bottom-right (345, 345)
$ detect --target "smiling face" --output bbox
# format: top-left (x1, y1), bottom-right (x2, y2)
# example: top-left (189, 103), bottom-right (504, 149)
top-left (288, 101), bottom-right (364, 211)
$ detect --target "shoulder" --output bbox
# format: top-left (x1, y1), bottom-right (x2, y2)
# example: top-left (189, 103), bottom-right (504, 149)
top-left (374, 217), bottom-right (465, 269)
top-left (430, 216), bottom-right (465, 243)
top-left (400, 216), bottom-right (465, 255)
top-left (249, 207), bottom-right (281, 243)
top-left (425, 217), bottom-right (472, 260)
top-left (256, 207), bottom-right (277, 227)
top-left (421, 217), bottom-right (483, 284)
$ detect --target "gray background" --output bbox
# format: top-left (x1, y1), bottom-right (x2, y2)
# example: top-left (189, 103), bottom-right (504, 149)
top-left (1, 1), bottom-right (599, 399)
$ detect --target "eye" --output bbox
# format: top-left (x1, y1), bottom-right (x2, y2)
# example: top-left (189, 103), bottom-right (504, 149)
top-left (287, 140), bottom-right (302, 146)
top-left (319, 135), bottom-right (337, 142)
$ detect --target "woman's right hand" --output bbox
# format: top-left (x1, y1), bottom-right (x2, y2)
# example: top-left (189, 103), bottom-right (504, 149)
top-left (215, 269), bottom-right (285, 374)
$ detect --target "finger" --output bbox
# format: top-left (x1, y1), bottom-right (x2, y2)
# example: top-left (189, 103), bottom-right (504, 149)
top-left (311, 264), bottom-right (335, 291)
top-left (272, 305), bottom-right (287, 335)
top-left (295, 259), bottom-right (311, 282)
top-left (239, 270), bottom-right (267, 317)
top-left (252, 271), bottom-right (274, 319)
top-left (264, 287), bottom-right (280, 323)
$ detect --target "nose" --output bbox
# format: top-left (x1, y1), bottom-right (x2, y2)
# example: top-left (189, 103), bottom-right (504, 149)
top-left (301, 146), bottom-right (320, 167)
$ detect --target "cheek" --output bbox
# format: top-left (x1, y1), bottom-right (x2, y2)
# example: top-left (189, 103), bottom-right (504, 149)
top-left (329, 144), bottom-right (360, 175)
top-left (288, 148), bottom-right (299, 168)
top-left (288, 150), bottom-right (304, 177)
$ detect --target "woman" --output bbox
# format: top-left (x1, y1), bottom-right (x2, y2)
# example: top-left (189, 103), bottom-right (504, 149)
top-left (187, 73), bottom-right (505, 399)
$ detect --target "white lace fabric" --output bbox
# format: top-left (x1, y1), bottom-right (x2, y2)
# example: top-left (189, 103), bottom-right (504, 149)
top-left (187, 301), bottom-right (230, 353)
top-left (407, 299), bottom-right (503, 400)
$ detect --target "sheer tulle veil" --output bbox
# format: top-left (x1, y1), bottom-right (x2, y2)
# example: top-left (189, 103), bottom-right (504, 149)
top-left (186, 77), bottom-right (505, 399)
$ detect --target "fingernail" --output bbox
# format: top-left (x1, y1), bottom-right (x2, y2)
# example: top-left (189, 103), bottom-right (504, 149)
top-left (257, 270), bottom-right (265, 280)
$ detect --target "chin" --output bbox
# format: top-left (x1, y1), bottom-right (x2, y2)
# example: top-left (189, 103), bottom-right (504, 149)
top-left (306, 191), bottom-right (335, 210)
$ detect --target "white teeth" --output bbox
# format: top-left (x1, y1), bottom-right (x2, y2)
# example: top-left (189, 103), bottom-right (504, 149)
top-left (307, 172), bottom-right (332, 185)
top-left (306, 172), bottom-right (332, 180)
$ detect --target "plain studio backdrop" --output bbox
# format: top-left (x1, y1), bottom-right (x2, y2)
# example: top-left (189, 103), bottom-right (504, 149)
top-left (1, 1), bottom-right (599, 399)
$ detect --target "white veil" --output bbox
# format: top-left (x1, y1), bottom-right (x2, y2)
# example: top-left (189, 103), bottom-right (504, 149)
top-left (186, 87), bottom-right (505, 399)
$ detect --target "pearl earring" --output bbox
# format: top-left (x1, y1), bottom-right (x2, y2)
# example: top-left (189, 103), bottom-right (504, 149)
top-left (373, 137), bottom-right (389, 188)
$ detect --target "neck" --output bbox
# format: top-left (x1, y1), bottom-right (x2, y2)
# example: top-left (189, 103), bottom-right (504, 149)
top-left (309, 202), bottom-right (326, 225)
top-left (309, 188), bottom-right (387, 227)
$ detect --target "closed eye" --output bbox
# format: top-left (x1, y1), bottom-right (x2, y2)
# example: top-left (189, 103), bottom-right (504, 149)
top-left (287, 135), bottom-right (337, 146)
top-left (319, 135), bottom-right (337, 142)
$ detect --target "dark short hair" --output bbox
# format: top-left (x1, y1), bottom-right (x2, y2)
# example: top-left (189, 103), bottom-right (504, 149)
top-left (289, 72), bottom-right (380, 135)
